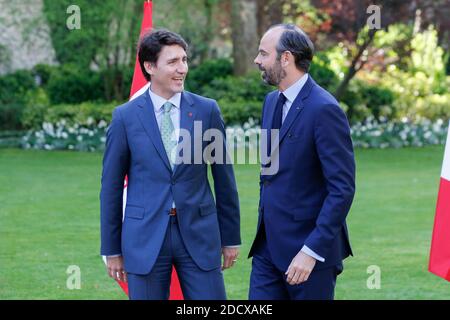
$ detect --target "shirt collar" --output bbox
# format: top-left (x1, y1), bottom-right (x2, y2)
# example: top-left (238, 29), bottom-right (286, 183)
top-left (148, 86), bottom-right (181, 112)
top-left (280, 73), bottom-right (308, 103)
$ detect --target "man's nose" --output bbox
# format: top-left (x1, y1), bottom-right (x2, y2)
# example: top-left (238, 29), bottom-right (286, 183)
top-left (254, 55), bottom-right (260, 65)
top-left (177, 63), bottom-right (188, 74)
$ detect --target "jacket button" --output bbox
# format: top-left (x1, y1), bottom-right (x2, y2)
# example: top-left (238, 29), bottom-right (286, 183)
top-left (264, 181), bottom-right (270, 186)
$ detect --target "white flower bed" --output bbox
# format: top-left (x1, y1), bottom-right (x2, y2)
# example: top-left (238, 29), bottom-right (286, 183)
top-left (21, 117), bottom-right (449, 152)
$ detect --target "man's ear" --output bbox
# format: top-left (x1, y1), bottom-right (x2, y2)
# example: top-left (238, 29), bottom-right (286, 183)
top-left (144, 61), bottom-right (154, 77)
top-left (282, 51), bottom-right (291, 67)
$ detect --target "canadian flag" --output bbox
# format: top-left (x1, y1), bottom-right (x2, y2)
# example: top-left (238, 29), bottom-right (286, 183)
top-left (429, 122), bottom-right (450, 281)
top-left (103, 1), bottom-right (183, 299)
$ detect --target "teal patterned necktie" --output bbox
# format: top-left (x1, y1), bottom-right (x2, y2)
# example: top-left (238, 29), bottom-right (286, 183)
top-left (160, 102), bottom-right (177, 168)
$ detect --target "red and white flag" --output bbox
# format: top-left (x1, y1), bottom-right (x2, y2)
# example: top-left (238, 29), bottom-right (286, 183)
top-left (103, 0), bottom-right (184, 299)
top-left (429, 122), bottom-right (450, 281)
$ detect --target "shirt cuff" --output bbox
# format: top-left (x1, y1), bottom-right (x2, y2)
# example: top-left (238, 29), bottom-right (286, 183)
top-left (106, 254), bottom-right (122, 258)
top-left (301, 245), bottom-right (325, 262)
top-left (223, 245), bottom-right (240, 248)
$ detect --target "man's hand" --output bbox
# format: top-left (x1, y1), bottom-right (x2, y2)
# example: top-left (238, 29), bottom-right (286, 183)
top-left (221, 247), bottom-right (239, 270)
top-left (106, 256), bottom-right (127, 283)
top-left (285, 250), bottom-right (316, 285)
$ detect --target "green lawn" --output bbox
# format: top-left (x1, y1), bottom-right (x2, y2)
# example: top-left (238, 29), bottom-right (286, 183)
top-left (0, 146), bottom-right (449, 299)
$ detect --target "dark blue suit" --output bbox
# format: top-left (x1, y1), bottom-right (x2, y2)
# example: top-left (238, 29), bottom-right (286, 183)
top-left (248, 76), bottom-right (355, 300)
top-left (100, 90), bottom-right (240, 299)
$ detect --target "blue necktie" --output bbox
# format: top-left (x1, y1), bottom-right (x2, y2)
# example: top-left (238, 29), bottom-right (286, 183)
top-left (267, 93), bottom-right (286, 157)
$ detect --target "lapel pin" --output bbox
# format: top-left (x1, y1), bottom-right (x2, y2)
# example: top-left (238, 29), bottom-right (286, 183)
top-left (188, 112), bottom-right (193, 117)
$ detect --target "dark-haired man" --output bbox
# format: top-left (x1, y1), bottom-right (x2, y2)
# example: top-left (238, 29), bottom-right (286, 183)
top-left (248, 24), bottom-right (355, 300)
top-left (100, 29), bottom-right (240, 300)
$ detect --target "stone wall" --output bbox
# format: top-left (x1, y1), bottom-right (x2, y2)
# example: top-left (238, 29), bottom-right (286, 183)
top-left (0, 0), bottom-right (57, 75)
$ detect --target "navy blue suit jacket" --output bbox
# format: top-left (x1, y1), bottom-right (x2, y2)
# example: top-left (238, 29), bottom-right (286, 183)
top-left (249, 76), bottom-right (355, 272)
top-left (100, 90), bottom-right (241, 275)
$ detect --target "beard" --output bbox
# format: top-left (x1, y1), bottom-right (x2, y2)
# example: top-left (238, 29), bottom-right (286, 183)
top-left (259, 60), bottom-right (286, 86)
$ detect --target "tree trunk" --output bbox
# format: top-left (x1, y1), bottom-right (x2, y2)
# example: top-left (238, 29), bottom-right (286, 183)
top-left (231, 0), bottom-right (258, 76)
top-left (334, 29), bottom-right (377, 100)
top-left (199, 0), bottom-right (215, 63)
top-left (257, 0), bottom-right (285, 39)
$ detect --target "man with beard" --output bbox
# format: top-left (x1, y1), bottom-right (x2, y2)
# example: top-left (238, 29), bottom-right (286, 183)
top-left (100, 29), bottom-right (241, 299)
top-left (248, 24), bottom-right (356, 300)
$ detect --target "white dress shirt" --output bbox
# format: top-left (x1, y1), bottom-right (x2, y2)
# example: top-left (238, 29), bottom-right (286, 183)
top-left (149, 87), bottom-right (181, 138)
top-left (280, 73), bottom-right (309, 123)
top-left (150, 87), bottom-right (239, 249)
top-left (278, 73), bottom-right (325, 263)
top-left (149, 87), bottom-right (181, 211)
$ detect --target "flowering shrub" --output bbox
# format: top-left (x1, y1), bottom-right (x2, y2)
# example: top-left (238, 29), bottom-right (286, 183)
top-left (350, 117), bottom-right (448, 149)
top-left (21, 117), bottom-right (448, 152)
top-left (21, 118), bottom-right (108, 152)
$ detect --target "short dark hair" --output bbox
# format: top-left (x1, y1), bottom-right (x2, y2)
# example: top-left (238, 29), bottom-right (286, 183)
top-left (270, 23), bottom-right (314, 73)
top-left (138, 29), bottom-right (188, 81)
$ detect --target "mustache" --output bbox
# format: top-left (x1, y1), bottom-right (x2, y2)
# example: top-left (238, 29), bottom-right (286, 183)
top-left (258, 65), bottom-right (265, 72)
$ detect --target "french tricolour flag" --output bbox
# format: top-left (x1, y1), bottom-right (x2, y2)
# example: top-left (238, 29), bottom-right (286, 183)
top-left (102, 1), bottom-right (183, 299)
top-left (429, 122), bottom-right (450, 281)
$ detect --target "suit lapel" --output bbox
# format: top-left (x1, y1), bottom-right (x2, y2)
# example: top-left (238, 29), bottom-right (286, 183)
top-left (136, 90), bottom-right (172, 172)
top-left (278, 97), bottom-right (305, 143)
top-left (173, 92), bottom-right (196, 177)
top-left (264, 93), bottom-right (277, 131)
top-left (278, 76), bottom-right (315, 145)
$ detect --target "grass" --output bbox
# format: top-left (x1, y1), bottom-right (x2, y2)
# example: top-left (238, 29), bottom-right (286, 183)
top-left (0, 146), bottom-right (449, 299)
